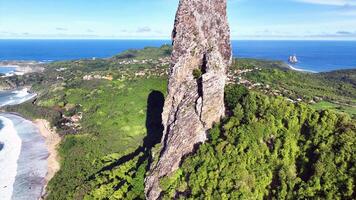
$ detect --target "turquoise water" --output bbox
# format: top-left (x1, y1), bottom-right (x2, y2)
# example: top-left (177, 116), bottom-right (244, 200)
top-left (0, 40), bottom-right (355, 72)
top-left (0, 66), bottom-right (16, 74)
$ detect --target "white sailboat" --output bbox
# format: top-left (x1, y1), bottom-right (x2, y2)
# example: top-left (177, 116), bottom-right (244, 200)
top-left (288, 54), bottom-right (298, 64)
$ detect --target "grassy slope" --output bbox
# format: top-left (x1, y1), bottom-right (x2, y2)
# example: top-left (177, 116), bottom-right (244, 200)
top-left (311, 101), bottom-right (356, 117)
top-left (47, 78), bottom-right (166, 199)
top-left (43, 47), bottom-right (169, 199)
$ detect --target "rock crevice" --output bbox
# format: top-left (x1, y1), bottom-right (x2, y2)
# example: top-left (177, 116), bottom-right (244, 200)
top-left (145, 0), bottom-right (232, 199)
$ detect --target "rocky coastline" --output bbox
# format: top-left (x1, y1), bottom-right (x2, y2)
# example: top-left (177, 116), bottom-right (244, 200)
top-left (0, 60), bottom-right (45, 76)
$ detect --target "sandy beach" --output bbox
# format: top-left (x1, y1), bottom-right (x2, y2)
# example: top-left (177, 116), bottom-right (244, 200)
top-left (287, 64), bottom-right (317, 73)
top-left (33, 119), bottom-right (61, 196)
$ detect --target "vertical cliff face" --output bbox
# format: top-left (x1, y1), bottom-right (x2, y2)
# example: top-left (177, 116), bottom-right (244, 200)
top-left (145, 0), bottom-right (232, 199)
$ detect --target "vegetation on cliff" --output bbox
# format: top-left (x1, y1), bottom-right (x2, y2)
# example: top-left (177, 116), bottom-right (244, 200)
top-left (160, 85), bottom-right (355, 199)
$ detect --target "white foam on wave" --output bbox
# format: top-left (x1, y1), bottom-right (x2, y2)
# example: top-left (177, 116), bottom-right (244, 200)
top-left (0, 88), bottom-right (37, 107)
top-left (0, 65), bottom-right (19, 68)
top-left (12, 88), bottom-right (30, 98)
top-left (0, 116), bottom-right (22, 200)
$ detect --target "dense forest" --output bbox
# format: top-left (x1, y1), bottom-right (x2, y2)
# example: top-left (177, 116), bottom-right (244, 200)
top-left (160, 85), bottom-right (355, 199)
top-left (3, 46), bottom-right (355, 199)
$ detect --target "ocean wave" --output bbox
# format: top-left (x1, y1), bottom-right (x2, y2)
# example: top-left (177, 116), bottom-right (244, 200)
top-left (0, 89), bottom-right (37, 107)
top-left (0, 116), bottom-right (22, 200)
top-left (40, 60), bottom-right (53, 63)
top-left (12, 88), bottom-right (31, 98)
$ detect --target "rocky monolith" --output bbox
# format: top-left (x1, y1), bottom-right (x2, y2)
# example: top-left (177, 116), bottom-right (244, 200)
top-left (145, 0), bottom-right (232, 199)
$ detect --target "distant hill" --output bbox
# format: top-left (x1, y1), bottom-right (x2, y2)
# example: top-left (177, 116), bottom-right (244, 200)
top-left (229, 59), bottom-right (355, 117)
top-left (319, 69), bottom-right (356, 86)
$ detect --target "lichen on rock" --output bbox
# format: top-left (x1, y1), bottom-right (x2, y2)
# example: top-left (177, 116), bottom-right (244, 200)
top-left (145, 0), bottom-right (232, 199)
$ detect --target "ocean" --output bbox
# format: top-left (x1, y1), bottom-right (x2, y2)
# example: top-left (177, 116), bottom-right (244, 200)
top-left (0, 40), bottom-right (356, 72)
top-left (0, 89), bottom-right (37, 107)
top-left (0, 66), bottom-right (17, 74)
top-left (0, 89), bottom-right (46, 200)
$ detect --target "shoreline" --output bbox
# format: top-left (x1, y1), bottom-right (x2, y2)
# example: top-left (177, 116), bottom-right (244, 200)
top-left (0, 88), bottom-right (37, 107)
top-left (33, 119), bottom-right (61, 198)
top-left (0, 113), bottom-right (49, 200)
top-left (287, 64), bottom-right (317, 73)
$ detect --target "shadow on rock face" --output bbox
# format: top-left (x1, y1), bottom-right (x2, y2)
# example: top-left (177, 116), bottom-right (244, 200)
top-left (144, 90), bottom-right (164, 149)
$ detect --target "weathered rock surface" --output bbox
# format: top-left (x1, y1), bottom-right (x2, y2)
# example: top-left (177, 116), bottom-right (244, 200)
top-left (145, 0), bottom-right (232, 199)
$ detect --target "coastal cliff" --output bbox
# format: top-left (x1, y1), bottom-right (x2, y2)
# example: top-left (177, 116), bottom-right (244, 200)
top-left (145, 0), bottom-right (232, 199)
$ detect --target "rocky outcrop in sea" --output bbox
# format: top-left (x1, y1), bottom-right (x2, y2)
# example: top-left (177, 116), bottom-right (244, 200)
top-left (145, 0), bottom-right (232, 199)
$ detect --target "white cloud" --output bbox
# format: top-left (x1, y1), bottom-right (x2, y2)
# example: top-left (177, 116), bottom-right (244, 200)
top-left (136, 26), bottom-right (152, 33)
top-left (339, 9), bottom-right (356, 15)
top-left (294, 0), bottom-right (356, 6)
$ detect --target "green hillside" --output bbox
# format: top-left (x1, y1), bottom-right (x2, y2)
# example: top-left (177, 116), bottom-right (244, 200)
top-left (3, 46), bottom-right (355, 199)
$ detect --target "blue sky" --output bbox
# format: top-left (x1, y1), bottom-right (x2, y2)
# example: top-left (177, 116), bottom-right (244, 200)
top-left (0, 0), bottom-right (356, 40)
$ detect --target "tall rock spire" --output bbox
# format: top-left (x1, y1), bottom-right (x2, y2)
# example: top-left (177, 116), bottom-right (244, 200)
top-left (145, 0), bottom-right (232, 199)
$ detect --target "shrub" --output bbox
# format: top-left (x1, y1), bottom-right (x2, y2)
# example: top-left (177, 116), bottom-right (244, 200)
top-left (193, 68), bottom-right (202, 79)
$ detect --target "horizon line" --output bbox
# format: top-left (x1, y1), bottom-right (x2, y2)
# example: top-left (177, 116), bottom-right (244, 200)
top-left (1, 38), bottom-right (356, 41)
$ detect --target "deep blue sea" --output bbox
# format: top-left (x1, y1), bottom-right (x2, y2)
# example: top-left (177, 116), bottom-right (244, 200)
top-left (0, 40), bottom-right (356, 72)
